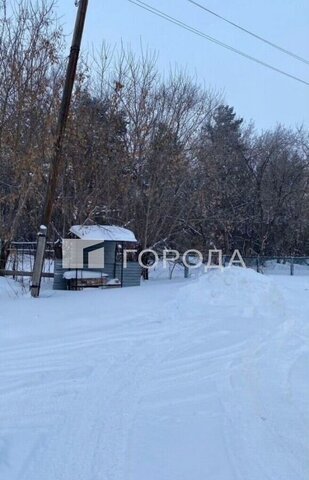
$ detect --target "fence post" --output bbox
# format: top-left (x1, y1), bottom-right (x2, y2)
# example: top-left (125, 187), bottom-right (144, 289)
top-left (184, 266), bottom-right (189, 278)
top-left (31, 226), bottom-right (47, 298)
top-left (290, 258), bottom-right (294, 276)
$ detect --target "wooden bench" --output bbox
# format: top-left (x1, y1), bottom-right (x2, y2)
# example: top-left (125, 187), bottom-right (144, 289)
top-left (67, 276), bottom-right (108, 290)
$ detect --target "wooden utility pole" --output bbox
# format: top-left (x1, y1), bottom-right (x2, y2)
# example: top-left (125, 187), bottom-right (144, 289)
top-left (31, 0), bottom-right (89, 297)
top-left (42, 0), bottom-right (89, 226)
top-left (30, 226), bottom-right (48, 297)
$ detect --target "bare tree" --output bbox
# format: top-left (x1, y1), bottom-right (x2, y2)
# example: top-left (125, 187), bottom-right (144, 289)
top-left (0, 0), bottom-right (63, 271)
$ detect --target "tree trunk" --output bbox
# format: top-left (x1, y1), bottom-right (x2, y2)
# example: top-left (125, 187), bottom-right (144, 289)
top-left (0, 240), bottom-right (9, 275)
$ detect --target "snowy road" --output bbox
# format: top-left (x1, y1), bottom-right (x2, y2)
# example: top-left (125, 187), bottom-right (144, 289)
top-left (1, 268), bottom-right (308, 479)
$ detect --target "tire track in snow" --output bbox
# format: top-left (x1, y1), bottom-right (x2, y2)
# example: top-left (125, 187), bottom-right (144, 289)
top-left (18, 303), bottom-right (220, 480)
top-left (17, 307), bottom-right (193, 480)
top-left (216, 309), bottom-right (309, 480)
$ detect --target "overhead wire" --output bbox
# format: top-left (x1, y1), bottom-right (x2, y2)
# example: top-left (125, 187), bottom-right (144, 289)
top-left (188, 0), bottom-right (309, 66)
top-left (128, 0), bottom-right (309, 86)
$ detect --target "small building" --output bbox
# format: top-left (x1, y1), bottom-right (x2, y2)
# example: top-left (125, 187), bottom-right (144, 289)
top-left (53, 225), bottom-right (141, 290)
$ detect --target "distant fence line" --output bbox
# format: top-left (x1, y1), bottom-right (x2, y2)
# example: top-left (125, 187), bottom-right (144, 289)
top-left (223, 256), bottom-right (309, 276)
top-left (154, 252), bottom-right (309, 277)
top-left (1, 240), bottom-right (309, 278)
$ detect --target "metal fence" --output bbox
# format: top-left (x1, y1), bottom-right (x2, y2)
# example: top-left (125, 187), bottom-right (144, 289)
top-left (3, 241), bottom-right (55, 280)
top-left (2, 241), bottom-right (309, 281)
top-left (224, 256), bottom-right (309, 276)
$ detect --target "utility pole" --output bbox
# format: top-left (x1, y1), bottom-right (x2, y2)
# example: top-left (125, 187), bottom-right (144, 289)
top-left (31, 0), bottom-right (89, 297)
top-left (30, 226), bottom-right (47, 297)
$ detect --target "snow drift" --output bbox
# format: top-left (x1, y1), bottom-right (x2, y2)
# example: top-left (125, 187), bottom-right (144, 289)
top-left (177, 266), bottom-right (283, 317)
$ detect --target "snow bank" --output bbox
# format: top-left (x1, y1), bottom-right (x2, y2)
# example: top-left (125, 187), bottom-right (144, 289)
top-left (177, 266), bottom-right (283, 315)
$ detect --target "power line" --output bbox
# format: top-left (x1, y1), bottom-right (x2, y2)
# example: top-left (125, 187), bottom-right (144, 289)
top-left (188, 0), bottom-right (309, 66)
top-left (128, 0), bottom-right (309, 86)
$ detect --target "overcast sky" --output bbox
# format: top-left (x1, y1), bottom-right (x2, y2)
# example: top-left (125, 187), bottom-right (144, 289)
top-left (57, 0), bottom-right (309, 130)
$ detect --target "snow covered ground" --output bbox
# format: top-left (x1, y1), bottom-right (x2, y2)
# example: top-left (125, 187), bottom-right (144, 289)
top-left (1, 267), bottom-right (308, 480)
